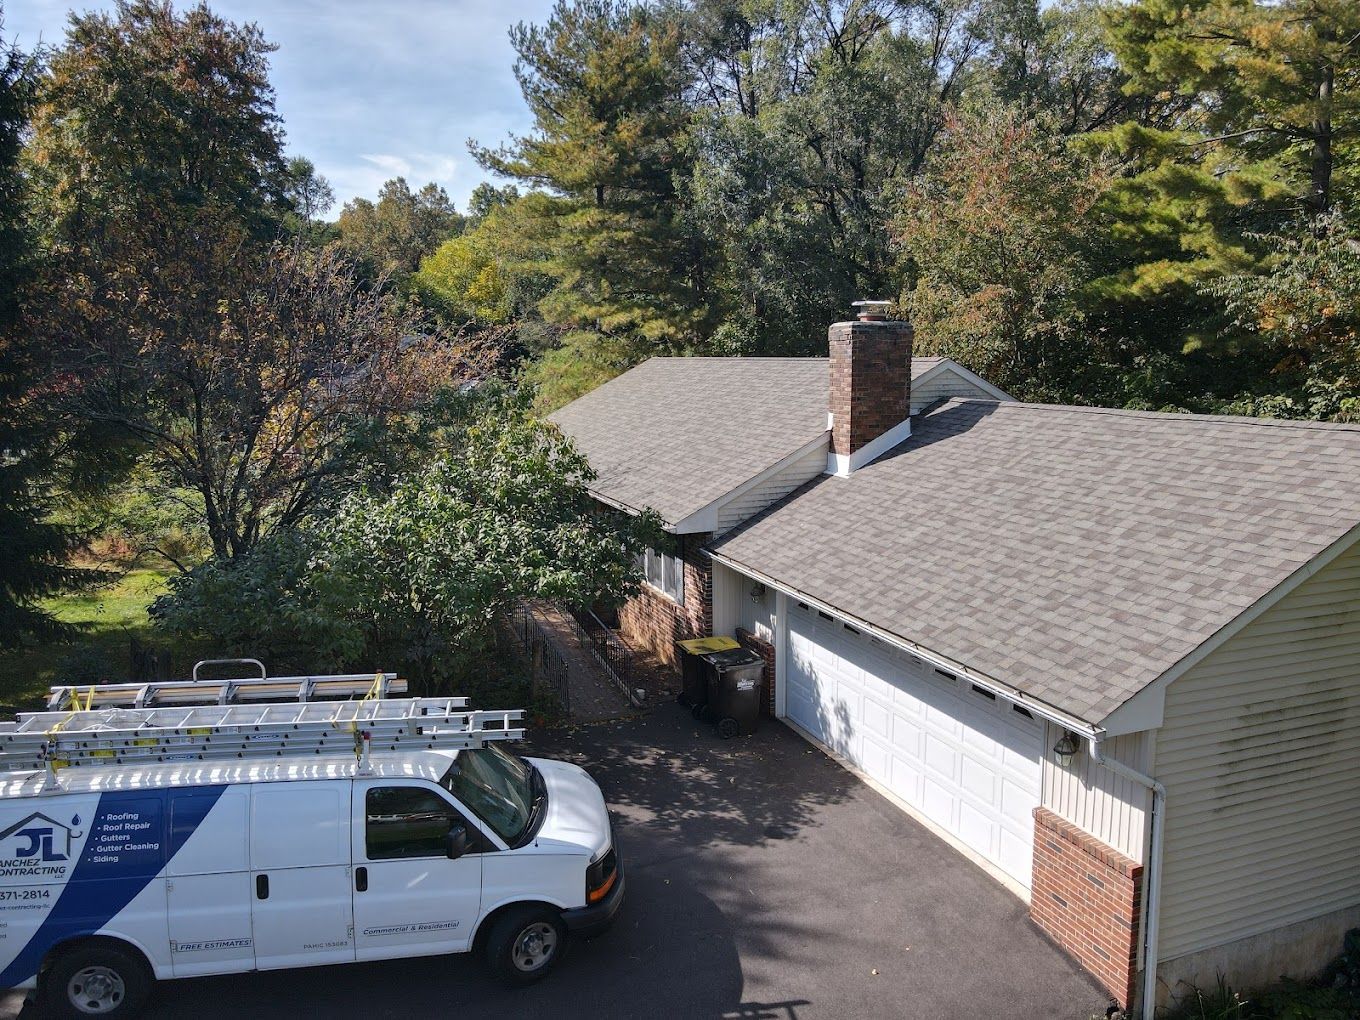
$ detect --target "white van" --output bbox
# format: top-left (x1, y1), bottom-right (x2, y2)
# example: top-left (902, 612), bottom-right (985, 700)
top-left (0, 689), bottom-right (624, 1018)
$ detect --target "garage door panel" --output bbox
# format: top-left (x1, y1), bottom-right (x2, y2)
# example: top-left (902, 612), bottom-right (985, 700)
top-left (960, 755), bottom-right (997, 802)
top-left (785, 611), bottom-right (1042, 891)
top-left (860, 734), bottom-right (892, 785)
top-left (1000, 829), bottom-right (1033, 887)
top-left (925, 703), bottom-right (964, 738)
top-left (922, 777), bottom-right (957, 830)
top-left (861, 694), bottom-right (892, 740)
top-left (1000, 777), bottom-right (1038, 827)
top-left (923, 733), bottom-right (959, 783)
top-left (958, 801), bottom-right (998, 859)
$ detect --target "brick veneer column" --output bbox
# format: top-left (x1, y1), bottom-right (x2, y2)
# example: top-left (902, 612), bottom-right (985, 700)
top-left (1030, 807), bottom-right (1143, 1007)
top-left (735, 627), bottom-right (776, 717)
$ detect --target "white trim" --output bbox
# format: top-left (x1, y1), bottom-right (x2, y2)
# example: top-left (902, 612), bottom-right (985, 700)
top-left (826, 417), bottom-right (912, 476)
top-left (670, 431), bottom-right (830, 534)
top-left (710, 550), bottom-right (1101, 736)
top-left (913, 359), bottom-right (1016, 404)
top-left (780, 714), bottom-right (1031, 902)
top-left (1101, 518), bottom-right (1360, 734)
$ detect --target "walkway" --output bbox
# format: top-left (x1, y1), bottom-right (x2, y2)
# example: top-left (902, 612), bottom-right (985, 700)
top-left (525, 601), bottom-right (634, 723)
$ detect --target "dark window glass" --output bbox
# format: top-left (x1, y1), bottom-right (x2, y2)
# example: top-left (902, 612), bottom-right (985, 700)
top-left (365, 786), bottom-right (459, 860)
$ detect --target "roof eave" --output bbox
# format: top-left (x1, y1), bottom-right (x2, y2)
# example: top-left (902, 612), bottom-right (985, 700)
top-left (1097, 516), bottom-right (1360, 736)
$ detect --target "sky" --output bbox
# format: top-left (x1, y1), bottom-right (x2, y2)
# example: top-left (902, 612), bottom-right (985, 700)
top-left (7, 0), bottom-right (554, 211)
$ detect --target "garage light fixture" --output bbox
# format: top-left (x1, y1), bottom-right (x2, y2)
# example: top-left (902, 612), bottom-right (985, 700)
top-left (1052, 731), bottom-right (1080, 768)
top-left (750, 583), bottom-right (767, 604)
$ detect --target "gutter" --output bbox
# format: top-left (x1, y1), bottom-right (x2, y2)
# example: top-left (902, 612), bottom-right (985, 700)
top-left (1088, 734), bottom-right (1166, 1020)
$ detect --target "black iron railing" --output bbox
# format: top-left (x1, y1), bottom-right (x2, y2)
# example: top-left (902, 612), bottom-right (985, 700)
top-left (566, 607), bottom-right (642, 707)
top-left (504, 603), bottom-right (571, 719)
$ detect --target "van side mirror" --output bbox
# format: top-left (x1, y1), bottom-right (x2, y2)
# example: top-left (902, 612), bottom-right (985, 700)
top-left (445, 823), bottom-right (469, 860)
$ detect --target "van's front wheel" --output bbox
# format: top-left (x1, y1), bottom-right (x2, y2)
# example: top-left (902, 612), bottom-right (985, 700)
top-left (42, 943), bottom-right (152, 1018)
top-left (485, 905), bottom-right (566, 986)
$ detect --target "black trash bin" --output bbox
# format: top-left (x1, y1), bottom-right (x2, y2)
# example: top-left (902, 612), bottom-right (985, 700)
top-left (702, 647), bottom-right (764, 739)
top-left (677, 636), bottom-right (741, 713)
top-left (679, 647), bottom-right (709, 710)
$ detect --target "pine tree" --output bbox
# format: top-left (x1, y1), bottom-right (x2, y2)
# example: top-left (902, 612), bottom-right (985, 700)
top-left (0, 13), bottom-right (87, 647)
top-left (472, 0), bottom-right (716, 384)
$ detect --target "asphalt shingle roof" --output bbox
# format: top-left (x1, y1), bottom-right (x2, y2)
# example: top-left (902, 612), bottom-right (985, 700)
top-left (549, 357), bottom-right (951, 525)
top-left (711, 399), bottom-right (1360, 724)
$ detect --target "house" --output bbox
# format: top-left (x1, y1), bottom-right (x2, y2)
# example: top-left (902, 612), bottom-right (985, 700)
top-left (549, 352), bottom-right (1012, 665)
top-left (550, 309), bottom-right (1360, 1014)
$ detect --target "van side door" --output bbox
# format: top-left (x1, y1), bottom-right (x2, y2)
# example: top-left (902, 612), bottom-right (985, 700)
top-left (249, 781), bottom-right (354, 970)
top-left (166, 786), bottom-right (253, 977)
top-left (351, 779), bottom-right (483, 961)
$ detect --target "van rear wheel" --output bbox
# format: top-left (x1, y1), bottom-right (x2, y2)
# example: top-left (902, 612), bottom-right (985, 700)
top-left (42, 943), bottom-right (152, 1018)
top-left (485, 905), bottom-right (566, 986)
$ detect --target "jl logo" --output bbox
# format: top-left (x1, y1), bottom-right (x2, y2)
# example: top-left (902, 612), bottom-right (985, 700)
top-left (0, 812), bottom-right (82, 862)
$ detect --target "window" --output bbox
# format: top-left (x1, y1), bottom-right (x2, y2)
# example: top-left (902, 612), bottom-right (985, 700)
top-left (637, 541), bottom-right (685, 605)
top-left (440, 744), bottom-right (540, 846)
top-left (365, 786), bottom-right (461, 860)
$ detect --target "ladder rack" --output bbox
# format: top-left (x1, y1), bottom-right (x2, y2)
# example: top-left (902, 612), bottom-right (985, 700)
top-left (0, 698), bottom-right (524, 785)
top-left (46, 672), bottom-right (408, 711)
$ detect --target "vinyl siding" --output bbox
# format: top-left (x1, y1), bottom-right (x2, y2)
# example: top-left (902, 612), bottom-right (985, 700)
top-left (1155, 539), bottom-right (1360, 961)
top-left (714, 443), bottom-right (828, 534)
top-left (1041, 726), bottom-right (1151, 862)
top-left (740, 583), bottom-right (775, 644)
top-left (910, 367), bottom-right (1002, 414)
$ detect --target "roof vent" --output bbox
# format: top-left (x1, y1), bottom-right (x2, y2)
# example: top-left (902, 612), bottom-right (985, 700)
top-left (852, 300), bottom-right (893, 322)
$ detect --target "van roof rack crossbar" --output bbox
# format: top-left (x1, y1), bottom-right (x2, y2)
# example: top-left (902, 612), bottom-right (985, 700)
top-left (0, 698), bottom-right (524, 786)
top-left (46, 672), bottom-right (410, 711)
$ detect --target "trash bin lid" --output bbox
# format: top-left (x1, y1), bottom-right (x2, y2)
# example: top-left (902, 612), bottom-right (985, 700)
top-left (701, 647), bottom-right (764, 669)
top-left (678, 636), bottom-right (741, 655)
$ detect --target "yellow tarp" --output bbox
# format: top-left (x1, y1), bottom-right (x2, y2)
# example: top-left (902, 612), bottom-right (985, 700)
top-left (677, 635), bottom-right (741, 654)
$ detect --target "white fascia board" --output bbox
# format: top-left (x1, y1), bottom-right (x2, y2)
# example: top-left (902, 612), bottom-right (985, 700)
top-left (827, 417), bottom-right (911, 476)
top-left (707, 550), bottom-right (1102, 736)
top-left (923, 359), bottom-right (1016, 403)
top-left (1099, 518), bottom-right (1360, 735)
top-left (670, 431), bottom-right (831, 535)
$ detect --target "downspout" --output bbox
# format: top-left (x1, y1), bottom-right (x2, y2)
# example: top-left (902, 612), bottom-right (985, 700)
top-left (1088, 734), bottom-right (1166, 1020)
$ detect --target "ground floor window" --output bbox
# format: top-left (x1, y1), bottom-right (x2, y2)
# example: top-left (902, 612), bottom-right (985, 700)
top-left (638, 539), bottom-right (685, 605)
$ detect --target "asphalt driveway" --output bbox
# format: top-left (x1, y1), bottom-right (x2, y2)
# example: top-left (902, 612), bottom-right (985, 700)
top-left (3, 705), bottom-right (1107, 1019)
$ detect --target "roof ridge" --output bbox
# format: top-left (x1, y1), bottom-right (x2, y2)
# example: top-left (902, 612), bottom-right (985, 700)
top-left (938, 398), bottom-right (1360, 435)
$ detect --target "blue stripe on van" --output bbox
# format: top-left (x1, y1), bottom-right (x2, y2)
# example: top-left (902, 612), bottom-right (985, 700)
top-left (0, 785), bottom-right (227, 988)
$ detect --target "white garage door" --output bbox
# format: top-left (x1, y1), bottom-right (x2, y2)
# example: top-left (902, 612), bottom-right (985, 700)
top-left (784, 602), bottom-right (1043, 890)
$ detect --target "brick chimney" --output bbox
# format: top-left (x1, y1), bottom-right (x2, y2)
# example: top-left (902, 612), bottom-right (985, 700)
top-left (827, 301), bottom-right (913, 476)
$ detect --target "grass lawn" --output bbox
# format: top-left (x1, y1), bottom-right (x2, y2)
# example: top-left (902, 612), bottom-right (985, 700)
top-left (0, 564), bottom-right (176, 713)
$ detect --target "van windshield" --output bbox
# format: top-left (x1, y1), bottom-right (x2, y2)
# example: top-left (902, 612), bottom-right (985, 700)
top-left (440, 744), bottom-right (539, 845)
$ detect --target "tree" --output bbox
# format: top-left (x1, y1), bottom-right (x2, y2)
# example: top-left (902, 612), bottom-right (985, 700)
top-left (282, 155), bottom-right (335, 243)
top-left (156, 393), bottom-right (661, 689)
top-left (335, 177), bottom-right (464, 283)
top-left (1107, 0), bottom-right (1359, 216)
top-left (473, 0), bottom-right (715, 370)
top-left (897, 103), bottom-right (1113, 398)
top-left (27, 0), bottom-right (287, 241)
top-left (60, 239), bottom-right (480, 561)
top-left (1207, 211), bottom-right (1360, 420)
top-left (0, 10), bottom-right (93, 648)
top-left (465, 182), bottom-right (520, 226)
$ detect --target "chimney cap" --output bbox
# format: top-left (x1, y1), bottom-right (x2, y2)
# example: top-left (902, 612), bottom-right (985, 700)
top-left (852, 300), bottom-right (894, 322)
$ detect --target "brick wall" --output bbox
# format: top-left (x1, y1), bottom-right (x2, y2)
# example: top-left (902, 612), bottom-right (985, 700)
top-left (828, 319), bottom-right (913, 457)
top-left (617, 533), bottom-right (713, 670)
top-left (736, 628), bottom-right (776, 717)
top-left (1030, 806), bottom-right (1143, 1007)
